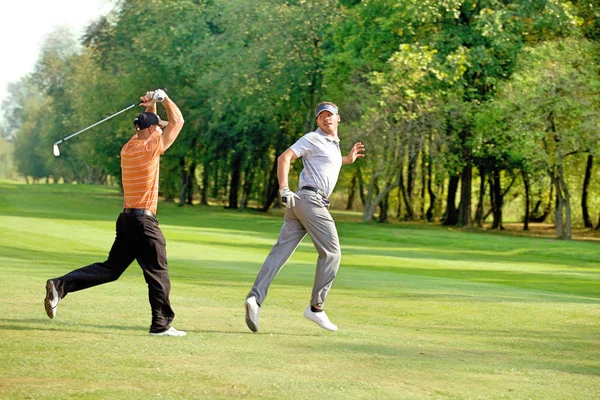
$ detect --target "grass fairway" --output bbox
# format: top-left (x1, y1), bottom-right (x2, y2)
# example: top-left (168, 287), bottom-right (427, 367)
top-left (0, 181), bottom-right (598, 400)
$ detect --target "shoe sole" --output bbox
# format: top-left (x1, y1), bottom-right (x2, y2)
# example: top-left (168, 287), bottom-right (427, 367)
top-left (44, 280), bottom-right (55, 319)
top-left (305, 318), bottom-right (338, 331)
top-left (244, 300), bottom-right (258, 332)
top-left (149, 330), bottom-right (186, 337)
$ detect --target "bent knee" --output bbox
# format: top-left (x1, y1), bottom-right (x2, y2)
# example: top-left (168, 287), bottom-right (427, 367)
top-left (322, 249), bottom-right (341, 265)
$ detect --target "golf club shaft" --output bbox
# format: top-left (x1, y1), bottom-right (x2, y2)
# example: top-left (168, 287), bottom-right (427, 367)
top-left (54, 102), bottom-right (140, 145)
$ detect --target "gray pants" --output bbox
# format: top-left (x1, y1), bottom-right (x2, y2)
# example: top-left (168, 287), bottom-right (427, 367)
top-left (248, 189), bottom-right (341, 306)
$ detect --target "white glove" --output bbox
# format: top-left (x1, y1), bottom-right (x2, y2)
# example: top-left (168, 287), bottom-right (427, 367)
top-left (146, 89), bottom-right (168, 103)
top-left (279, 187), bottom-right (300, 208)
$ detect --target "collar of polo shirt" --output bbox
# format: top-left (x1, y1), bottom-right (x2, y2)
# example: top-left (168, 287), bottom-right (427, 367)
top-left (316, 128), bottom-right (340, 142)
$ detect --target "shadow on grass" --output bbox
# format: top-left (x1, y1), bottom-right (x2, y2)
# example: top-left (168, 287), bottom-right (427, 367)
top-left (0, 318), bottom-right (141, 333)
top-left (326, 339), bottom-right (600, 377)
top-left (2, 182), bottom-right (598, 270)
top-left (427, 327), bottom-right (600, 377)
top-left (343, 265), bottom-right (600, 300)
top-left (0, 180), bottom-right (282, 230)
top-left (0, 319), bottom-right (320, 337)
top-left (186, 328), bottom-right (320, 337)
top-left (3, 239), bottom-right (599, 302)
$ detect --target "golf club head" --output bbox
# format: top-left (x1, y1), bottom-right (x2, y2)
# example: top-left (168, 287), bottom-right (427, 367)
top-left (53, 144), bottom-right (60, 157)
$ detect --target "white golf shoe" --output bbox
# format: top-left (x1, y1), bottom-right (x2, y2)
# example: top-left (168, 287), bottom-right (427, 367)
top-left (245, 296), bottom-right (260, 332)
top-left (149, 327), bottom-right (187, 337)
top-left (303, 306), bottom-right (338, 331)
top-left (44, 279), bottom-right (61, 319)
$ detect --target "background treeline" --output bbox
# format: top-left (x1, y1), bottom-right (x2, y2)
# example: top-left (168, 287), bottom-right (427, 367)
top-left (1, 0), bottom-right (599, 239)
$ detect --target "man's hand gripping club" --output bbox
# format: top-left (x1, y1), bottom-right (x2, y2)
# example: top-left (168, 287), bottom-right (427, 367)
top-left (279, 187), bottom-right (300, 208)
top-left (145, 89), bottom-right (168, 103)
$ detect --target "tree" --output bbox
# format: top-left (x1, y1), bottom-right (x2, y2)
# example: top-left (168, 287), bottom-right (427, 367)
top-left (359, 44), bottom-right (466, 222)
top-left (481, 38), bottom-right (600, 239)
top-left (10, 77), bottom-right (51, 182)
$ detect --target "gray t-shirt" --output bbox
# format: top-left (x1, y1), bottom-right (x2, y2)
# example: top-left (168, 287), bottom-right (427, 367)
top-left (290, 128), bottom-right (342, 198)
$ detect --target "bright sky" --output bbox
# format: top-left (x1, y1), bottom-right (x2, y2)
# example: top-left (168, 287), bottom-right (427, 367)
top-left (1, 0), bottom-right (115, 109)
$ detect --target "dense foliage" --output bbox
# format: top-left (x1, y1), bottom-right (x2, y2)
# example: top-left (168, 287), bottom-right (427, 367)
top-left (2, 0), bottom-right (599, 238)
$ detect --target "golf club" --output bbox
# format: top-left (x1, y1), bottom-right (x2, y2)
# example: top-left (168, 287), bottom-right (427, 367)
top-left (52, 102), bottom-right (139, 157)
top-left (52, 89), bottom-right (167, 156)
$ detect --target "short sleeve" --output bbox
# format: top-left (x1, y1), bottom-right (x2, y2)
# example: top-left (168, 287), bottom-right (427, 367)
top-left (290, 133), bottom-right (318, 158)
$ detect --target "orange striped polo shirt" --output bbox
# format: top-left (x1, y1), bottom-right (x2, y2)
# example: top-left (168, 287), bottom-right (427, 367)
top-left (120, 131), bottom-right (164, 215)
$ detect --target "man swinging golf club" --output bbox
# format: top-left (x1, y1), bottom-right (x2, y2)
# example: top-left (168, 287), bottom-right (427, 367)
top-left (245, 102), bottom-right (365, 332)
top-left (44, 89), bottom-right (187, 337)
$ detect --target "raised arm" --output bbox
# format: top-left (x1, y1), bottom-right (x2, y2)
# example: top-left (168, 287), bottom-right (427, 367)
top-left (342, 142), bottom-right (365, 165)
top-left (137, 90), bottom-right (184, 152)
top-left (139, 90), bottom-right (185, 152)
top-left (160, 96), bottom-right (184, 152)
top-left (145, 102), bottom-right (157, 114)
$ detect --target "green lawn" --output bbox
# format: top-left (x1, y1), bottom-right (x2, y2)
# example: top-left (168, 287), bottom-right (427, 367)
top-left (0, 181), bottom-right (598, 400)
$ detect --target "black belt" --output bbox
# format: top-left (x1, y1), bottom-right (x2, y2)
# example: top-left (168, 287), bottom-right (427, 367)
top-left (122, 208), bottom-right (155, 218)
top-left (301, 186), bottom-right (326, 198)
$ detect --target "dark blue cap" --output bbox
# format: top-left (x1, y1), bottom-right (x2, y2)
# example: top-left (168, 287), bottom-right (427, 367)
top-left (133, 112), bottom-right (167, 130)
top-left (315, 104), bottom-right (338, 118)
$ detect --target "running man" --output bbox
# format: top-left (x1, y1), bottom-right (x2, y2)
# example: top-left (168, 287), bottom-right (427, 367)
top-left (245, 101), bottom-right (365, 332)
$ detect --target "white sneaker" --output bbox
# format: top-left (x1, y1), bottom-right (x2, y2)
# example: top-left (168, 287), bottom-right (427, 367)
top-left (149, 327), bottom-right (187, 337)
top-left (245, 296), bottom-right (260, 332)
top-left (44, 280), bottom-right (61, 319)
top-left (303, 306), bottom-right (338, 331)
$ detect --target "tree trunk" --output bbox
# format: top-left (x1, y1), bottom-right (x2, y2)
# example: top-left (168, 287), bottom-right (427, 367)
top-left (548, 109), bottom-right (571, 239)
top-left (396, 186), bottom-right (402, 219)
top-left (400, 168), bottom-right (414, 220)
top-left (475, 167), bottom-right (486, 227)
top-left (551, 164), bottom-right (572, 240)
top-left (186, 162), bottom-right (196, 205)
top-left (552, 170), bottom-right (565, 239)
top-left (522, 171), bottom-right (530, 231)
top-left (529, 184), bottom-right (552, 223)
top-left (200, 161), bottom-right (209, 205)
top-left (426, 143), bottom-right (436, 222)
top-left (406, 142), bottom-right (418, 217)
top-left (178, 157), bottom-right (187, 207)
top-left (558, 162), bottom-right (572, 240)
top-left (362, 182), bottom-right (399, 222)
top-left (442, 175), bottom-right (459, 226)
top-left (210, 159), bottom-right (220, 200)
top-left (531, 199), bottom-right (542, 218)
top-left (458, 165), bottom-right (472, 227)
top-left (346, 173), bottom-right (357, 210)
top-left (240, 164), bottom-right (254, 210)
top-left (490, 168), bottom-right (503, 230)
top-left (362, 164), bottom-right (379, 222)
top-left (379, 192), bottom-right (389, 223)
top-left (227, 151), bottom-right (243, 209)
top-left (261, 155), bottom-right (279, 212)
top-left (581, 154), bottom-right (593, 228)
top-left (421, 142), bottom-right (426, 220)
top-left (363, 203), bottom-right (378, 222)
top-left (356, 164), bottom-right (366, 207)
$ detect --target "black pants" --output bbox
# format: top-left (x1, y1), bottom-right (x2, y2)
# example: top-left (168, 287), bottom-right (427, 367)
top-left (52, 212), bottom-right (175, 333)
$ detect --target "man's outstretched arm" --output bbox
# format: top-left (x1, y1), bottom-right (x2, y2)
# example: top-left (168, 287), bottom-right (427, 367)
top-left (342, 142), bottom-right (365, 165)
top-left (160, 96), bottom-right (184, 152)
